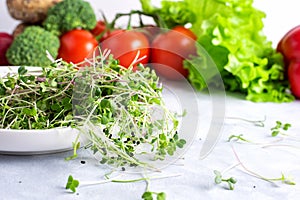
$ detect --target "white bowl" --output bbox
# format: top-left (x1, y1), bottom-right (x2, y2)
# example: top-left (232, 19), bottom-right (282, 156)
top-left (0, 127), bottom-right (86, 155)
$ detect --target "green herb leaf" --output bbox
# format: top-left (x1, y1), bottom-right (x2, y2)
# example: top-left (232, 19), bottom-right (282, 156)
top-left (65, 175), bottom-right (79, 193)
top-left (18, 66), bottom-right (27, 76)
top-left (157, 192), bottom-right (166, 200)
top-left (142, 191), bottom-right (153, 200)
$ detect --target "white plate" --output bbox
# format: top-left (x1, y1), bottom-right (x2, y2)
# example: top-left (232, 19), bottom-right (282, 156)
top-left (0, 127), bottom-right (83, 155)
top-left (0, 66), bottom-right (85, 155)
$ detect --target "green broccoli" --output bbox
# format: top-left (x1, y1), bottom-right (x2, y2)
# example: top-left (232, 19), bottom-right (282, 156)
top-left (43, 0), bottom-right (97, 36)
top-left (6, 26), bottom-right (60, 67)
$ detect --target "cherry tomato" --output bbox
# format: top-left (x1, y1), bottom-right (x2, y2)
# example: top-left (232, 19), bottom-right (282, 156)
top-left (91, 20), bottom-right (107, 38)
top-left (139, 25), bottom-right (161, 43)
top-left (100, 29), bottom-right (124, 42)
top-left (150, 26), bottom-right (197, 80)
top-left (58, 29), bottom-right (98, 64)
top-left (288, 61), bottom-right (300, 98)
top-left (277, 25), bottom-right (300, 98)
top-left (172, 26), bottom-right (197, 40)
top-left (100, 30), bottom-right (150, 68)
top-left (278, 25), bottom-right (300, 62)
top-left (0, 32), bottom-right (13, 65)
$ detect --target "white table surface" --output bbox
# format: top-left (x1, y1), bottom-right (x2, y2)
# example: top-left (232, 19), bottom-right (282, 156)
top-left (1, 88), bottom-right (300, 200)
top-left (1, 1), bottom-right (300, 199)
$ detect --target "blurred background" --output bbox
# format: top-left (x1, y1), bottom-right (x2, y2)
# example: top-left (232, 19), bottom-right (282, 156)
top-left (0, 0), bottom-right (299, 47)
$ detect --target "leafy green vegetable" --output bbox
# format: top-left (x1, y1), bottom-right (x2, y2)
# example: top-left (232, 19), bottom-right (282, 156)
top-left (140, 0), bottom-right (196, 28)
top-left (140, 0), bottom-right (294, 102)
top-left (6, 26), bottom-right (60, 67)
top-left (43, 0), bottom-right (97, 36)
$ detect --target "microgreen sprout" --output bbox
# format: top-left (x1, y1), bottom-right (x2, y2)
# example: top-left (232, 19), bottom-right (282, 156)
top-left (227, 134), bottom-right (283, 145)
top-left (142, 190), bottom-right (166, 200)
top-left (66, 175), bottom-right (79, 193)
top-left (271, 121), bottom-right (292, 137)
top-left (213, 170), bottom-right (237, 190)
top-left (227, 134), bottom-right (252, 143)
top-left (65, 140), bottom-right (80, 161)
top-left (226, 116), bottom-right (266, 127)
top-left (232, 146), bottom-right (296, 186)
top-left (65, 173), bottom-right (181, 197)
top-left (142, 177), bottom-right (166, 200)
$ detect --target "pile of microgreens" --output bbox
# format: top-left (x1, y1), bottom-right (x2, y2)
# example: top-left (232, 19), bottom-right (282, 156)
top-left (0, 49), bottom-right (186, 171)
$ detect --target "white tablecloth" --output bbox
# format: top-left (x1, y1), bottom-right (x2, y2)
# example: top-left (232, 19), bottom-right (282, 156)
top-left (1, 89), bottom-right (300, 200)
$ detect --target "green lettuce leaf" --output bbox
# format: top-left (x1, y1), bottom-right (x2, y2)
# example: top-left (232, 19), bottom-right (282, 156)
top-left (140, 0), bottom-right (294, 102)
top-left (140, 0), bottom-right (196, 28)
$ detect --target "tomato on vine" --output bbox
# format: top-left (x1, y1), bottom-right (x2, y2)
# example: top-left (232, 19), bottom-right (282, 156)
top-left (277, 25), bottom-right (300, 98)
top-left (91, 20), bottom-right (107, 39)
top-left (100, 30), bottom-right (150, 68)
top-left (58, 29), bottom-right (98, 64)
top-left (150, 26), bottom-right (197, 80)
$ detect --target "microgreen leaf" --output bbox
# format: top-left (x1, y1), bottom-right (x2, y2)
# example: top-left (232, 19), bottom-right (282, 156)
top-left (283, 123), bottom-right (291, 131)
top-left (270, 121), bottom-right (292, 137)
top-left (142, 191), bottom-right (153, 200)
top-left (65, 175), bottom-right (79, 193)
top-left (228, 134), bottom-right (252, 143)
top-left (271, 131), bottom-right (280, 137)
top-left (18, 66), bottom-right (27, 76)
top-left (213, 170), bottom-right (237, 190)
top-left (157, 192), bottom-right (166, 200)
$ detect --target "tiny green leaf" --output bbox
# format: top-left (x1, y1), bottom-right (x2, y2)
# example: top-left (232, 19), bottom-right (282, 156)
top-left (50, 79), bottom-right (58, 87)
top-left (142, 191), bottom-right (153, 200)
top-left (157, 192), bottom-right (166, 200)
top-left (283, 123), bottom-right (291, 131)
top-left (18, 66), bottom-right (27, 75)
top-left (229, 177), bottom-right (237, 184)
top-left (176, 139), bottom-right (186, 148)
top-left (215, 176), bottom-right (222, 184)
top-left (0, 85), bottom-right (6, 95)
top-left (65, 175), bottom-right (79, 193)
top-left (100, 99), bottom-right (111, 109)
top-left (228, 182), bottom-right (234, 190)
top-left (22, 108), bottom-right (37, 117)
top-left (271, 131), bottom-right (279, 137)
top-left (101, 116), bottom-right (109, 124)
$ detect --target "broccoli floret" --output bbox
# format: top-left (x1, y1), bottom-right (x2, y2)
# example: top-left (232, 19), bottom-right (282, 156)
top-left (6, 26), bottom-right (60, 67)
top-left (43, 0), bottom-right (97, 36)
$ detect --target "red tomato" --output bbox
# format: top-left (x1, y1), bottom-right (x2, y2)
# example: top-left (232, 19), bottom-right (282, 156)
top-left (172, 26), bottom-right (197, 40)
top-left (0, 32), bottom-right (13, 65)
top-left (150, 26), bottom-right (197, 80)
top-left (58, 29), bottom-right (98, 64)
top-left (278, 25), bottom-right (300, 62)
top-left (100, 29), bottom-right (124, 42)
top-left (91, 20), bottom-right (107, 38)
top-left (288, 61), bottom-right (300, 98)
top-left (139, 25), bottom-right (161, 43)
top-left (100, 30), bottom-right (149, 68)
